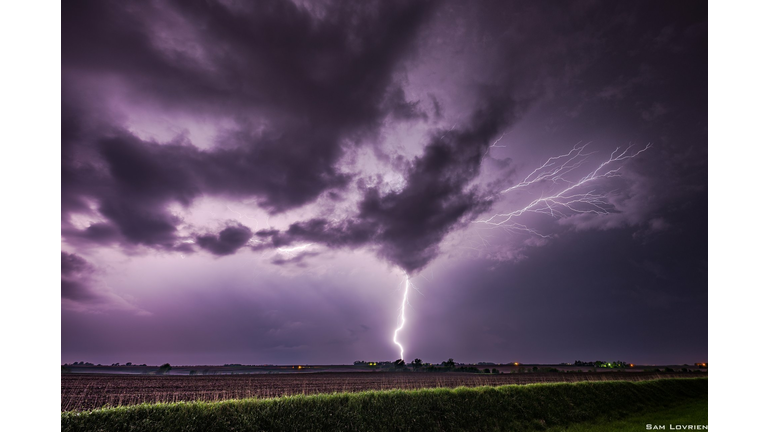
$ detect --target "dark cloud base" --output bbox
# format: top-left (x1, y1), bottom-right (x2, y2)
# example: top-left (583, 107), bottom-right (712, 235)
top-left (259, 96), bottom-right (521, 273)
top-left (61, 0), bottom-right (527, 273)
top-left (62, 0), bottom-right (438, 255)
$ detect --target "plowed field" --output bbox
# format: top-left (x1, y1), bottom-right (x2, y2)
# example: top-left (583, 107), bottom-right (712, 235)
top-left (61, 371), bottom-right (702, 411)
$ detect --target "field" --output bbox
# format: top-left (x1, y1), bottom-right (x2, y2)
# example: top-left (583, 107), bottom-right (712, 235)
top-left (62, 371), bottom-right (701, 412)
top-left (61, 378), bottom-right (707, 432)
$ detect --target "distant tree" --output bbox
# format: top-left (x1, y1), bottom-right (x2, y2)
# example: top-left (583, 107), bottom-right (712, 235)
top-left (442, 358), bottom-right (455, 369)
top-left (532, 366), bottom-right (538, 372)
top-left (158, 363), bottom-right (173, 375)
top-left (189, 370), bottom-right (197, 375)
top-left (394, 359), bottom-right (406, 369)
top-left (492, 368), bottom-right (499, 374)
top-left (412, 358), bottom-right (423, 369)
top-left (126, 362), bottom-right (132, 366)
top-left (483, 368), bottom-right (491, 374)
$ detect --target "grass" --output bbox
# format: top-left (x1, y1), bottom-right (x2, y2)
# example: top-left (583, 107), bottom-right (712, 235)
top-left (61, 378), bottom-right (706, 432)
top-left (548, 396), bottom-right (707, 431)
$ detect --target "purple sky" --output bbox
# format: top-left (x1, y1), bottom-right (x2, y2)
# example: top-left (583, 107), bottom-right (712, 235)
top-left (61, 0), bottom-right (707, 366)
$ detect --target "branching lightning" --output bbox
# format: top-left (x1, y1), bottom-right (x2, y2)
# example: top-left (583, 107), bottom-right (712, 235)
top-left (392, 273), bottom-right (410, 361)
top-left (484, 132), bottom-right (507, 157)
top-left (388, 143), bottom-right (650, 361)
top-left (475, 143), bottom-right (651, 231)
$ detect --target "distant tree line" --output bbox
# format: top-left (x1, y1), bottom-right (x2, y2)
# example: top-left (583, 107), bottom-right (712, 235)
top-left (353, 358), bottom-right (505, 374)
top-left (574, 360), bottom-right (629, 368)
top-left (65, 362), bottom-right (150, 367)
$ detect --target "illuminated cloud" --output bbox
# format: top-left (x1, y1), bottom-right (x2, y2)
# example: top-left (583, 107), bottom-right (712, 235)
top-left (61, 0), bottom-right (707, 365)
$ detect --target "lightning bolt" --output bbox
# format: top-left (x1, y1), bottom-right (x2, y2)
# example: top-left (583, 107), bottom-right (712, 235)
top-left (483, 132), bottom-right (507, 157)
top-left (392, 273), bottom-right (410, 361)
top-left (387, 144), bottom-right (649, 360)
top-left (476, 143), bottom-right (651, 231)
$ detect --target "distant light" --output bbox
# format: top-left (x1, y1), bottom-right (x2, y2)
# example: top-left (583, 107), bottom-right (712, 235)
top-left (514, 362), bottom-right (519, 366)
top-left (277, 244), bottom-right (312, 254)
top-left (630, 364), bottom-right (634, 367)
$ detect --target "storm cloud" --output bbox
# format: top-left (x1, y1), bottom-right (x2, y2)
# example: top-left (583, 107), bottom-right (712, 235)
top-left (62, 0), bottom-right (438, 251)
top-left (61, 252), bottom-right (98, 302)
top-left (260, 95), bottom-right (520, 273)
top-left (197, 222), bottom-right (253, 256)
top-left (61, 252), bottom-right (146, 315)
top-left (60, 0), bottom-right (707, 366)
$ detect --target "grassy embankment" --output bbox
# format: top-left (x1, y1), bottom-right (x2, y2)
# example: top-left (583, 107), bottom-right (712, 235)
top-left (61, 377), bottom-right (706, 432)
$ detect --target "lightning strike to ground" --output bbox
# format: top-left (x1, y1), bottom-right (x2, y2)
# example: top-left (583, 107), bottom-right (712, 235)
top-left (388, 144), bottom-right (648, 361)
top-left (392, 273), bottom-right (410, 361)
